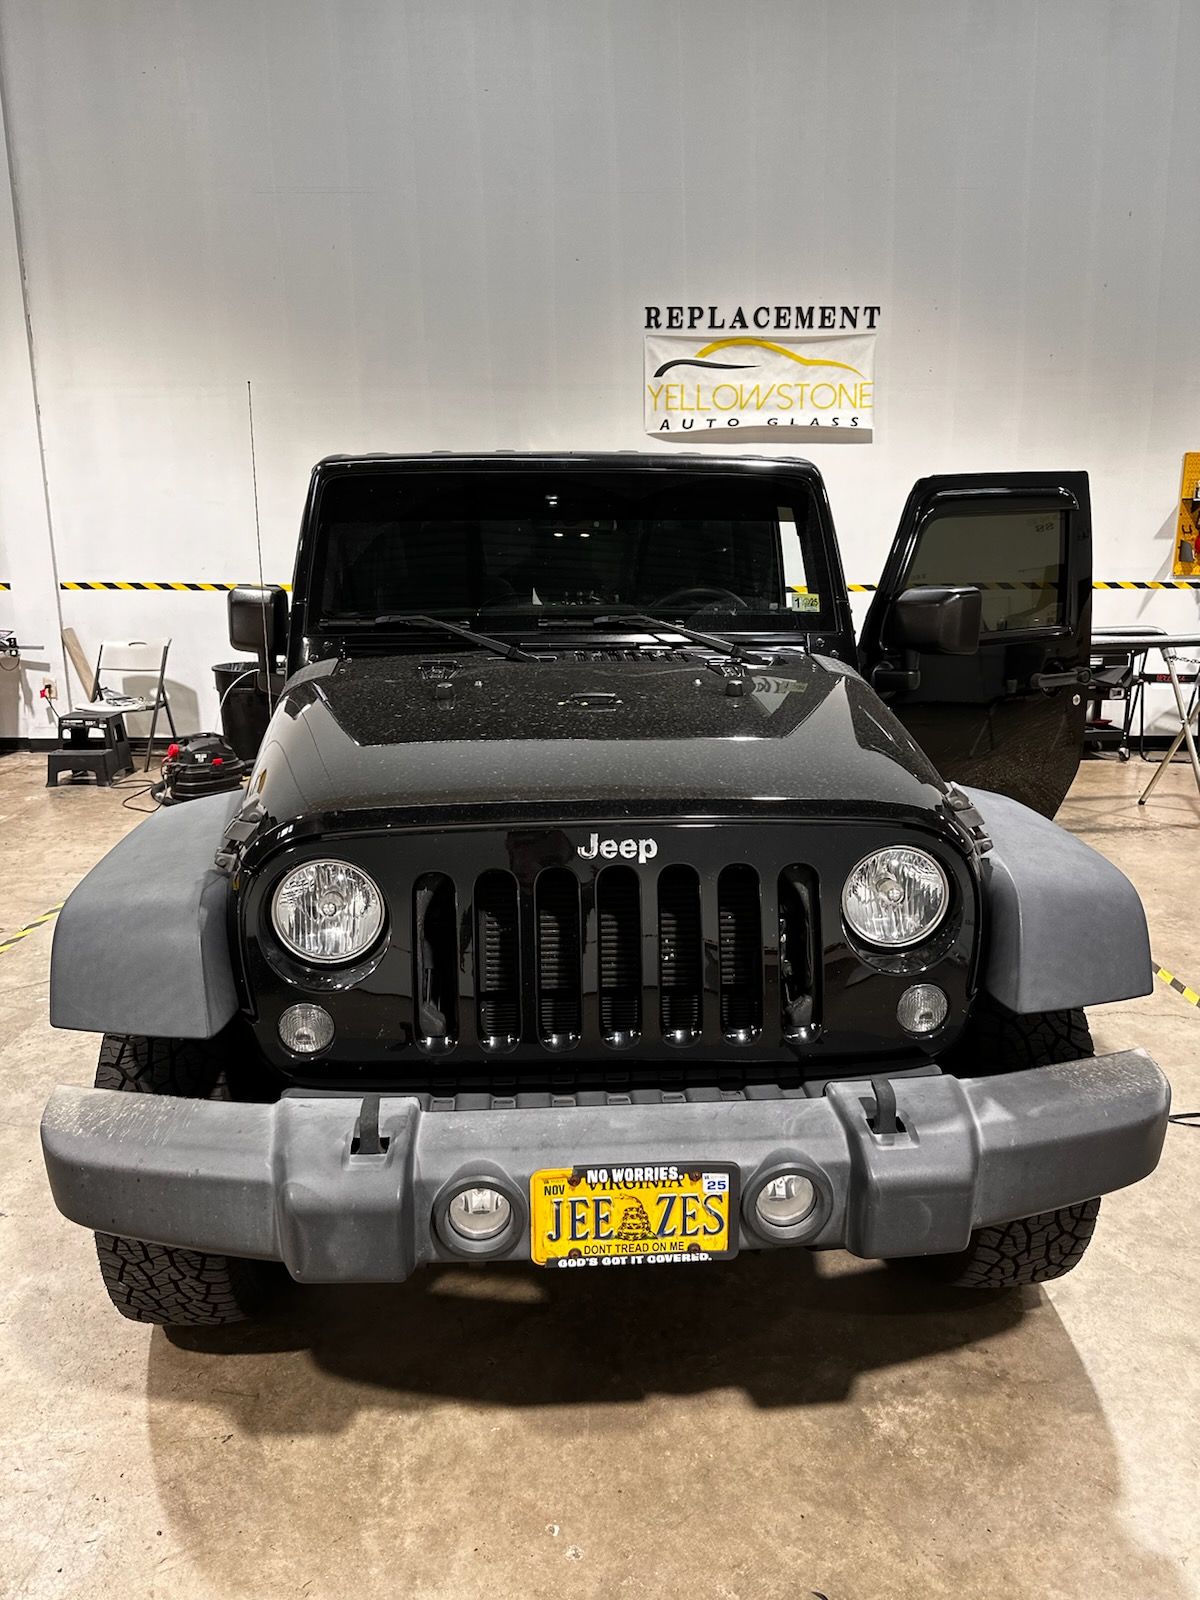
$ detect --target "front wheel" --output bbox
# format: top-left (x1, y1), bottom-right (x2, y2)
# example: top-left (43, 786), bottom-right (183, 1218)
top-left (902, 1199), bottom-right (1101, 1289)
top-left (92, 1033), bottom-right (271, 1326)
top-left (897, 998), bottom-right (1101, 1288)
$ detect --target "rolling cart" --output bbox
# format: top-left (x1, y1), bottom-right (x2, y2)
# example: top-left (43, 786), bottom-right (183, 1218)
top-left (1086, 632), bottom-right (1155, 761)
top-left (1093, 629), bottom-right (1200, 804)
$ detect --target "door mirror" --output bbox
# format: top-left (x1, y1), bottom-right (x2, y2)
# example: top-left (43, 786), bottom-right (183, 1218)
top-left (887, 586), bottom-right (982, 656)
top-left (229, 585), bottom-right (288, 660)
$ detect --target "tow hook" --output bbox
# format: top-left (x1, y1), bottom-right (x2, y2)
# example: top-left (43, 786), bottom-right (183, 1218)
top-left (867, 1076), bottom-right (902, 1137)
top-left (351, 1094), bottom-right (389, 1156)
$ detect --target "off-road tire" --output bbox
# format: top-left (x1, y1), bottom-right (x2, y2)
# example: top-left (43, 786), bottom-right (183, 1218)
top-left (900, 999), bottom-right (1101, 1288)
top-left (93, 1033), bottom-right (267, 1326)
top-left (940, 994), bottom-right (1094, 1075)
top-left (908, 1199), bottom-right (1101, 1288)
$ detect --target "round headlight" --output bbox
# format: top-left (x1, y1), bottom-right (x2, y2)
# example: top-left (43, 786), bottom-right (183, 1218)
top-left (842, 846), bottom-right (949, 948)
top-left (271, 859), bottom-right (385, 964)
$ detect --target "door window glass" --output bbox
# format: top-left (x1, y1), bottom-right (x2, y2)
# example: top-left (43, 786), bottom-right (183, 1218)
top-left (905, 509), bottom-right (1066, 632)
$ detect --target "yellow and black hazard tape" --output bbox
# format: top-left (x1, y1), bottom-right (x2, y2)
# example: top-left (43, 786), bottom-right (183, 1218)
top-left (0, 580), bottom-right (10, 591)
top-left (1094, 579), bottom-right (1200, 590)
top-left (0, 901), bottom-right (63, 956)
top-left (1154, 963), bottom-right (1200, 1008)
top-left (837, 580), bottom-right (1200, 594)
top-left (60, 580), bottom-right (292, 592)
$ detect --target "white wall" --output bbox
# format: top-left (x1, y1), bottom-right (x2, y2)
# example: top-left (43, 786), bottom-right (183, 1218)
top-left (0, 72), bottom-right (66, 738)
top-left (0, 0), bottom-right (1197, 739)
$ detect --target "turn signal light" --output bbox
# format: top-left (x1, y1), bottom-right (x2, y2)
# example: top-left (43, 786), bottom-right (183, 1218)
top-left (278, 1002), bottom-right (334, 1054)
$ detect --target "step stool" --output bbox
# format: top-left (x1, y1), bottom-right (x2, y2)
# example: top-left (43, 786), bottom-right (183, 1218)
top-left (46, 707), bottom-right (135, 787)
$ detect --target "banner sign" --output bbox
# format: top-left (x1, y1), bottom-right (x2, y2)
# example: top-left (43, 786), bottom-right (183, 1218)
top-left (644, 327), bottom-right (875, 437)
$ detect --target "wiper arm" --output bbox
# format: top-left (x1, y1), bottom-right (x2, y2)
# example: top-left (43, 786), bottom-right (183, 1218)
top-left (592, 612), bottom-right (771, 666)
top-left (336, 613), bottom-right (539, 662)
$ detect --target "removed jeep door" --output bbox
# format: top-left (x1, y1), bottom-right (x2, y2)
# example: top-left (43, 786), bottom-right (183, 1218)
top-left (858, 472), bottom-right (1092, 817)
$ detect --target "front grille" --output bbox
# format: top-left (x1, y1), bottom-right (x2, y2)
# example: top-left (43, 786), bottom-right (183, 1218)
top-left (413, 873), bottom-right (457, 1048)
top-left (658, 865), bottom-right (703, 1044)
top-left (597, 867), bottom-right (641, 1043)
top-left (718, 865), bottom-right (763, 1042)
top-left (535, 869), bottom-right (583, 1048)
top-left (475, 870), bottom-right (521, 1050)
top-left (409, 856), bottom-right (820, 1064)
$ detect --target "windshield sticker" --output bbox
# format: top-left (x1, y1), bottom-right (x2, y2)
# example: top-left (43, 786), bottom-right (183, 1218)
top-left (789, 590), bottom-right (822, 612)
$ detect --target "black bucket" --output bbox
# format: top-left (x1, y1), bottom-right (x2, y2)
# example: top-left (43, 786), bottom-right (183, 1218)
top-left (213, 662), bottom-right (282, 761)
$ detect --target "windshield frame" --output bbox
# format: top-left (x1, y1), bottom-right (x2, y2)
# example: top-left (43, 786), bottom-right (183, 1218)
top-left (291, 456), bottom-right (853, 668)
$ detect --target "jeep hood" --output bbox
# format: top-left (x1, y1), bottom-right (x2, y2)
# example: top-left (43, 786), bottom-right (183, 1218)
top-left (226, 651), bottom-right (951, 855)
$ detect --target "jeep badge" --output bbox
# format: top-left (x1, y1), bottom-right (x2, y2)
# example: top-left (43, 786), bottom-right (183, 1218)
top-left (577, 833), bottom-right (658, 864)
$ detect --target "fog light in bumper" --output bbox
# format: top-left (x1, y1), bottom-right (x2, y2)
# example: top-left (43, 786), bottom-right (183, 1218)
top-left (447, 1185), bottom-right (512, 1243)
top-left (897, 984), bottom-right (948, 1036)
top-left (278, 1003), bottom-right (334, 1055)
top-left (744, 1162), bottom-right (831, 1244)
top-left (754, 1172), bottom-right (817, 1230)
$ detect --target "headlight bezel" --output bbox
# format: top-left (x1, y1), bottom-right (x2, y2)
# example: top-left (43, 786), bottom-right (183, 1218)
top-left (841, 844), bottom-right (951, 951)
top-left (270, 856), bottom-right (388, 967)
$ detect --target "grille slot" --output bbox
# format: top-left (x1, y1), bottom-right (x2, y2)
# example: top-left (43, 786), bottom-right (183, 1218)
top-left (779, 865), bottom-right (820, 1041)
top-left (475, 870), bottom-right (521, 1052)
top-left (596, 866), bottom-right (642, 1046)
top-left (535, 868), bottom-right (582, 1050)
top-left (718, 865), bottom-right (762, 1042)
top-left (413, 873), bottom-right (457, 1052)
top-left (658, 865), bottom-right (703, 1044)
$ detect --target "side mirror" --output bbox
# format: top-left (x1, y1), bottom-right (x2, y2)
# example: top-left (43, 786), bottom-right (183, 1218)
top-left (887, 586), bottom-right (982, 656)
top-left (229, 584), bottom-right (288, 660)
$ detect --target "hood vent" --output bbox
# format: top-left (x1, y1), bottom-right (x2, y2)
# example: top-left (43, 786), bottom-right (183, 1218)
top-left (561, 690), bottom-right (623, 710)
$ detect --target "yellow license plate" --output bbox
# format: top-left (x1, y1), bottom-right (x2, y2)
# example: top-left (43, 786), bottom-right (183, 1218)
top-left (529, 1161), bottom-right (738, 1268)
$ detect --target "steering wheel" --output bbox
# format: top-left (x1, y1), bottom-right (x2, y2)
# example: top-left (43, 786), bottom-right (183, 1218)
top-left (649, 585), bottom-right (749, 612)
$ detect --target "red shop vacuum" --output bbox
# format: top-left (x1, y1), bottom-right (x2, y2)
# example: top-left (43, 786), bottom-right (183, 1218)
top-left (152, 732), bottom-right (249, 806)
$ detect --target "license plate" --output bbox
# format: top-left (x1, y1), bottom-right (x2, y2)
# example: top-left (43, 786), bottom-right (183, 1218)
top-left (529, 1161), bottom-right (739, 1268)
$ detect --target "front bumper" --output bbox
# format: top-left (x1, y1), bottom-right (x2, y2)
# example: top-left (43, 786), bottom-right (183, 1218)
top-left (41, 1051), bottom-right (1170, 1282)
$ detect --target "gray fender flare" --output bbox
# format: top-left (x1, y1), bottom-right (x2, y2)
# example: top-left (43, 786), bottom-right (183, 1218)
top-left (50, 790), bottom-right (243, 1039)
top-left (964, 786), bottom-right (1152, 1013)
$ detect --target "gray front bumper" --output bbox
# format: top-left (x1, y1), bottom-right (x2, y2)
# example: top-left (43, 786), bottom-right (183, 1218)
top-left (41, 1051), bottom-right (1170, 1282)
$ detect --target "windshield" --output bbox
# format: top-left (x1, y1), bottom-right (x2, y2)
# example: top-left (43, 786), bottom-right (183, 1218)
top-left (310, 469), bottom-right (834, 633)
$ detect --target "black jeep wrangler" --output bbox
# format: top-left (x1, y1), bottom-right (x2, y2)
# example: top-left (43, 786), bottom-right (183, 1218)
top-left (41, 454), bottom-right (1170, 1324)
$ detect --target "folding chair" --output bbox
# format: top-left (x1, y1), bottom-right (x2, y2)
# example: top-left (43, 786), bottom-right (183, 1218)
top-left (85, 637), bottom-right (178, 770)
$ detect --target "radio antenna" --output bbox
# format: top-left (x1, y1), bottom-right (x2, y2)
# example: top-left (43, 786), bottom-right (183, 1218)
top-left (246, 378), bottom-right (274, 713)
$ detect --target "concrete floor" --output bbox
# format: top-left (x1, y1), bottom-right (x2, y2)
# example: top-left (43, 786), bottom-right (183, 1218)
top-left (1, 751), bottom-right (1197, 1600)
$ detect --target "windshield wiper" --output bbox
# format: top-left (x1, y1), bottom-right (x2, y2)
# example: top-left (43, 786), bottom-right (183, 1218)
top-left (330, 613), bottom-right (539, 662)
top-left (592, 612), bottom-right (772, 667)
